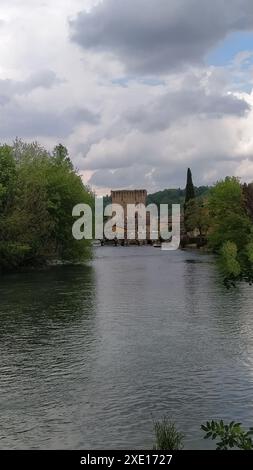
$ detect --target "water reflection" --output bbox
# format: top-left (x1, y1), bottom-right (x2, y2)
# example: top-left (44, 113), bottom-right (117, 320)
top-left (0, 265), bottom-right (97, 449)
top-left (0, 248), bottom-right (253, 449)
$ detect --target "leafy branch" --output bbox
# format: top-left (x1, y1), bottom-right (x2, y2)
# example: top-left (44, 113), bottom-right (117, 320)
top-left (201, 420), bottom-right (253, 450)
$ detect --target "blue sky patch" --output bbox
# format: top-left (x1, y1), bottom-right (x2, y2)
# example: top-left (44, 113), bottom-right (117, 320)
top-left (207, 31), bottom-right (253, 66)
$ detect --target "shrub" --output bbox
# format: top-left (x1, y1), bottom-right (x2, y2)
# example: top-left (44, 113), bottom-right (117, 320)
top-left (153, 418), bottom-right (184, 450)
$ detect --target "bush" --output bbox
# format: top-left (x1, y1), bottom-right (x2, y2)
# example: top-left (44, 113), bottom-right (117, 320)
top-left (0, 242), bottom-right (31, 270)
top-left (220, 241), bottom-right (241, 277)
top-left (153, 418), bottom-right (184, 450)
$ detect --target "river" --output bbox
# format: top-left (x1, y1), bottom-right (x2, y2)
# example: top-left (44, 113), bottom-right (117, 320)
top-left (0, 246), bottom-right (253, 449)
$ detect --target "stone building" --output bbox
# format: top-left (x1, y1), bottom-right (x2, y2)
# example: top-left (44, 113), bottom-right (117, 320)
top-left (111, 190), bottom-right (147, 243)
top-left (110, 189), bottom-right (182, 244)
top-left (111, 190), bottom-right (147, 208)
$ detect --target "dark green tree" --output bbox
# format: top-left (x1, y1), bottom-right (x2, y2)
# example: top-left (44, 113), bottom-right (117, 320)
top-left (185, 168), bottom-right (195, 207)
top-left (243, 182), bottom-right (253, 221)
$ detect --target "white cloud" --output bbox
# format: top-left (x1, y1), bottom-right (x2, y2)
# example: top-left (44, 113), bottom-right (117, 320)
top-left (0, 0), bottom-right (252, 194)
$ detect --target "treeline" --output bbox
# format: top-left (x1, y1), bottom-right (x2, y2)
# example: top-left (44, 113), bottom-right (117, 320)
top-left (104, 186), bottom-right (210, 214)
top-left (0, 140), bottom-right (93, 270)
top-left (184, 170), bottom-right (253, 285)
top-left (147, 186), bottom-right (209, 209)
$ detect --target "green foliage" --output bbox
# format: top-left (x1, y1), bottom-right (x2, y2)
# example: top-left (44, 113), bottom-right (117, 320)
top-left (153, 418), bottom-right (184, 450)
top-left (206, 177), bottom-right (253, 285)
top-left (185, 168), bottom-right (195, 205)
top-left (53, 143), bottom-right (73, 170)
top-left (147, 186), bottom-right (209, 214)
top-left (0, 145), bottom-right (16, 212)
top-left (207, 177), bottom-right (252, 250)
top-left (184, 198), bottom-right (210, 236)
top-left (0, 140), bottom-right (93, 270)
top-left (220, 241), bottom-right (241, 277)
top-left (0, 242), bottom-right (31, 270)
top-left (201, 420), bottom-right (253, 450)
top-left (243, 182), bottom-right (253, 220)
top-left (246, 241), bottom-right (253, 264)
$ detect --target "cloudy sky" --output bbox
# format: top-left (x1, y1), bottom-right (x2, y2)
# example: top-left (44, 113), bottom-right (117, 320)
top-left (1, 0), bottom-right (253, 194)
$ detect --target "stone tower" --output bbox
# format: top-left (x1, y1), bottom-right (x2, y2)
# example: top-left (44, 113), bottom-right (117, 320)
top-left (111, 189), bottom-right (147, 208)
top-left (111, 190), bottom-right (147, 242)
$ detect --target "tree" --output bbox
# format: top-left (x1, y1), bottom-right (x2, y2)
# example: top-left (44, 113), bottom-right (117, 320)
top-left (207, 177), bottom-right (253, 285)
top-left (0, 140), bottom-right (93, 270)
top-left (201, 420), bottom-right (253, 450)
top-left (185, 168), bottom-right (195, 207)
top-left (184, 198), bottom-right (210, 237)
top-left (45, 152), bottom-right (94, 261)
top-left (53, 144), bottom-right (73, 170)
top-left (207, 177), bottom-right (252, 251)
top-left (243, 182), bottom-right (253, 221)
top-left (0, 145), bottom-right (16, 213)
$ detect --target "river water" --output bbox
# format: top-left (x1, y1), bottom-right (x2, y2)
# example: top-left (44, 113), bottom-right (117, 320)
top-left (0, 246), bottom-right (253, 449)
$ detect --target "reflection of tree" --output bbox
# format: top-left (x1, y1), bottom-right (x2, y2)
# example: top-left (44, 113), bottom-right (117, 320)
top-left (183, 259), bottom-right (199, 316)
top-left (183, 253), bottom-right (248, 337)
top-left (0, 265), bottom-right (96, 346)
top-left (0, 265), bottom-right (97, 448)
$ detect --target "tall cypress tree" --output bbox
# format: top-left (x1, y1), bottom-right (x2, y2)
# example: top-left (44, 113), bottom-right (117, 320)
top-left (185, 168), bottom-right (195, 206)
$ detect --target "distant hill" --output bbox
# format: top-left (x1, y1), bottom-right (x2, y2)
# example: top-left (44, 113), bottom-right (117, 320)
top-left (147, 186), bottom-right (210, 210)
top-left (104, 186), bottom-right (210, 209)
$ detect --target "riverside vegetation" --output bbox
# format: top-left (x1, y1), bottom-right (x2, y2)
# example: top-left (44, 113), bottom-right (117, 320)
top-left (153, 418), bottom-right (253, 450)
top-left (1, 140), bottom-right (253, 285)
top-left (184, 169), bottom-right (253, 286)
top-left (105, 169), bottom-right (253, 286)
top-left (0, 140), bottom-right (93, 270)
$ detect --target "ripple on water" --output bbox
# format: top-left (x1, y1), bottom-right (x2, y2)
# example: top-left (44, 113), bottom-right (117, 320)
top-left (0, 248), bottom-right (253, 449)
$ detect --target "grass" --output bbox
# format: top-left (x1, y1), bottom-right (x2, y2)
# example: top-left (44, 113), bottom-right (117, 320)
top-left (153, 417), bottom-right (184, 450)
